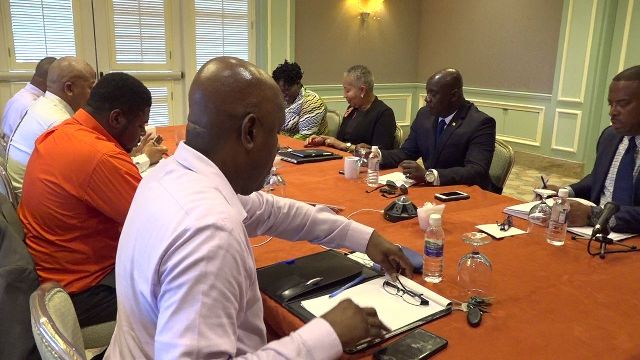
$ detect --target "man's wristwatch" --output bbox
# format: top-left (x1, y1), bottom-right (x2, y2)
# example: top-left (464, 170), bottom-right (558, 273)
top-left (425, 169), bottom-right (436, 184)
top-left (345, 142), bottom-right (354, 153)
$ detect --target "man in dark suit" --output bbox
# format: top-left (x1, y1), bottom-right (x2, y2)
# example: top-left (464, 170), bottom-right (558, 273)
top-left (379, 69), bottom-right (497, 191)
top-left (561, 65), bottom-right (640, 233)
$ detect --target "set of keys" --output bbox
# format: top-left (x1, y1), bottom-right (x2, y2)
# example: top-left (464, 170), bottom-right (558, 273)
top-left (451, 296), bottom-right (493, 327)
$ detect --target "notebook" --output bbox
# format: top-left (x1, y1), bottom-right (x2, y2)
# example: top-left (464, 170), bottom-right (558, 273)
top-left (256, 250), bottom-right (451, 353)
top-left (277, 149), bottom-right (342, 164)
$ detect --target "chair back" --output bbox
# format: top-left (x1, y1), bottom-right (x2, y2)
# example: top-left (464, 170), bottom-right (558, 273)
top-left (0, 166), bottom-right (17, 208)
top-left (489, 138), bottom-right (515, 194)
top-left (323, 110), bottom-right (342, 137)
top-left (393, 126), bottom-right (404, 149)
top-left (0, 193), bottom-right (39, 359)
top-left (30, 282), bottom-right (87, 360)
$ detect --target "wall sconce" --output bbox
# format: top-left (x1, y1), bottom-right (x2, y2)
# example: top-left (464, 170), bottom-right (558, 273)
top-left (348, 0), bottom-right (384, 24)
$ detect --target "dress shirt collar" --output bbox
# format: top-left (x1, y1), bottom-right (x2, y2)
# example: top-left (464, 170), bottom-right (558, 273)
top-left (24, 83), bottom-right (44, 97)
top-left (439, 111), bottom-right (457, 125)
top-left (72, 108), bottom-right (126, 153)
top-left (173, 142), bottom-right (247, 221)
top-left (43, 91), bottom-right (74, 116)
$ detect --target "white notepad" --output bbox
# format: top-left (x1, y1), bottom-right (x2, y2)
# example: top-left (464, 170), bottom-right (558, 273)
top-left (300, 276), bottom-right (450, 331)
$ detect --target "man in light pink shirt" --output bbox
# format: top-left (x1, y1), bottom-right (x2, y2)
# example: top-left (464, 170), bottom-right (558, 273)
top-left (106, 57), bottom-right (411, 359)
top-left (1, 57), bottom-right (56, 141)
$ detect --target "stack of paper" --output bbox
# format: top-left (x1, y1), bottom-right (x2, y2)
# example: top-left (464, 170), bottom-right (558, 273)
top-left (300, 275), bottom-right (449, 332)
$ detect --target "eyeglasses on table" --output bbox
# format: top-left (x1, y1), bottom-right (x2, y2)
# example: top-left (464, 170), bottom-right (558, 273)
top-left (382, 278), bottom-right (429, 306)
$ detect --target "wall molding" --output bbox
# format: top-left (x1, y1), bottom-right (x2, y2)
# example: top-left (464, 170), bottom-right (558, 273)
top-left (377, 93), bottom-right (413, 125)
top-left (552, 109), bottom-right (583, 153)
top-left (618, 0), bottom-right (635, 72)
top-left (557, 0), bottom-right (598, 103)
top-left (469, 99), bottom-right (545, 147)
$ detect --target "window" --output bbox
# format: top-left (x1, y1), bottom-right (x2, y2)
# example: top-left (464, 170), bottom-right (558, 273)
top-left (7, 0), bottom-right (76, 64)
top-left (194, 0), bottom-right (249, 70)
top-left (147, 85), bottom-right (171, 126)
top-left (111, 0), bottom-right (167, 65)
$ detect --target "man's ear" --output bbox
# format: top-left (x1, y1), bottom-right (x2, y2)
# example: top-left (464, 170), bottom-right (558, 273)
top-left (360, 85), bottom-right (367, 97)
top-left (240, 114), bottom-right (257, 150)
top-left (63, 81), bottom-right (74, 96)
top-left (108, 109), bottom-right (126, 130)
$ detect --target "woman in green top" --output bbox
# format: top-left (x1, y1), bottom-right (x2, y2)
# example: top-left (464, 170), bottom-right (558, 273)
top-left (272, 60), bottom-right (327, 140)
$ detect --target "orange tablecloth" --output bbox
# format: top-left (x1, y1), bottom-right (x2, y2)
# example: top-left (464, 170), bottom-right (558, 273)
top-left (157, 125), bottom-right (640, 359)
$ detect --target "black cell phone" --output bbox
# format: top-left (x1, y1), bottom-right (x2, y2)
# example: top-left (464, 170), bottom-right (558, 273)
top-left (373, 328), bottom-right (448, 360)
top-left (434, 190), bottom-right (470, 202)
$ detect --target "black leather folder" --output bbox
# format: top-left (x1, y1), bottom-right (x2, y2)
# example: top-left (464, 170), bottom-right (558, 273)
top-left (277, 149), bottom-right (342, 164)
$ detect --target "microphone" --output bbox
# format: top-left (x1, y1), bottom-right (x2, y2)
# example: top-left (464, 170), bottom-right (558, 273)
top-left (590, 202), bottom-right (620, 239)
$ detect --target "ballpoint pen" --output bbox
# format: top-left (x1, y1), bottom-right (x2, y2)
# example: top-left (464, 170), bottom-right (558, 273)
top-left (540, 175), bottom-right (548, 189)
top-left (329, 274), bottom-right (367, 298)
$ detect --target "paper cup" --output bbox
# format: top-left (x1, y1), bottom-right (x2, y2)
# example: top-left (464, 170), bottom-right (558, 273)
top-left (344, 156), bottom-right (360, 179)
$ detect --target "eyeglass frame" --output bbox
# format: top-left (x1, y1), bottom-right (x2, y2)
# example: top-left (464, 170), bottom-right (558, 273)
top-left (382, 278), bottom-right (429, 306)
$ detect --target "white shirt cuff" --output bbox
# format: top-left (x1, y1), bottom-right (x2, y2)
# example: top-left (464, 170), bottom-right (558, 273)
top-left (132, 154), bottom-right (150, 172)
top-left (296, 318), bottom-right (342, 360)
top-left (341, 221), bottom-right (374, 253)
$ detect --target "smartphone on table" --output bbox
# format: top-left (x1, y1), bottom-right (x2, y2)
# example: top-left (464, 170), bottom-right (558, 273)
top-left (373, 328), bottom-right (448, 360)
top-left (434, 191), bottom-right (470, 202)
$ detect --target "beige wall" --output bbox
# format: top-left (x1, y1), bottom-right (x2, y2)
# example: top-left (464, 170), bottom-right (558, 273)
top-left (294, 0), bottom-right (421, 85)
top-left (418, 0), bottom-right (563, 93)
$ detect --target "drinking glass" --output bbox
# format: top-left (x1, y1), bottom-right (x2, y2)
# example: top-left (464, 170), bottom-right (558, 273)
top-left (527, 189), bottom-right (554, 234)
top-left (262, 167), bottom-right (286, 197)
top-left (457, 232), bottom-right (492, 297)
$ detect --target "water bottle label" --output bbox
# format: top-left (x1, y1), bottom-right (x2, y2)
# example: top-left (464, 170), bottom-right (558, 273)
top-left (424, 242), bottom-right (443, 257)
top-left (558, 209), bottom-right (567, 224)
top-left (368, 159), bottom-right (379, 171)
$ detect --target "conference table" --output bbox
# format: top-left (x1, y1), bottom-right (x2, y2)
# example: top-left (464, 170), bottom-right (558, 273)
top-left (157, 125), bottom-right (640, 359)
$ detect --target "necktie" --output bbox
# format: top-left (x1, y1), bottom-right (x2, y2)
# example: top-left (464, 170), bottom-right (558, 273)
top-left (612, 137), bottom-right (637, 206)
top-left (435, 118), bottom-right (446, 145)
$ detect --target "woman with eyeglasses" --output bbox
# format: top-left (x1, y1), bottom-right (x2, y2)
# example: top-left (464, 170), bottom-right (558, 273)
top-left (272, 60), bottom-right (327, 140)
top-left (305, 64), bottom-right (396, 153)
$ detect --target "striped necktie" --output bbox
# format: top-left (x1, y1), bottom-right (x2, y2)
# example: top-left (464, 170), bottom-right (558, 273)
top-left (612, 136), bottom-right (637, 206)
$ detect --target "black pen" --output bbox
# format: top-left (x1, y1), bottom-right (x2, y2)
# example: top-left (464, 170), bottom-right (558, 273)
top-left (540, 175), bottom-right (548, 189)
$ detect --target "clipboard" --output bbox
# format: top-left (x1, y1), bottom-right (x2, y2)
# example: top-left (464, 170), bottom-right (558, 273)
top-left (257, 250), bottom-right (452, 353)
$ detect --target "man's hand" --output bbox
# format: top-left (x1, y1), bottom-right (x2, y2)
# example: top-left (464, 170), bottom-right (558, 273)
top-left (322, 299), bottom-right (390, 349)
top-left (567, 200), bottom-right (591, 227)
top-left (144, 142), bottom-right (168, 165)
top-left (130, 132), bottom-right (153, 157)
top-left (365, 231), bottom-right (412, 279)
top-left (399, 160), bottom-right (426, 184)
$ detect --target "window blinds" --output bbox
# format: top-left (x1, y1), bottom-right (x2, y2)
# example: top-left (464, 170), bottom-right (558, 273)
top-left (194, 0), bottom-right (249, 70)
top-left (8, 0), bottom-right (77, 62)
top-left (112, 0), bottom-right (167, 64)
top-left (147, 86), bottom-right (170, 126)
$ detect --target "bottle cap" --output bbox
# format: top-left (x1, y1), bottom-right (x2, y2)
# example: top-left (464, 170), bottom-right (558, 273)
top-left (558, 188), bottom-right (569, 198)
top-left (429, 213), bottom-right (442, 226)
top-left (371, 146), bottom-right (379, 151)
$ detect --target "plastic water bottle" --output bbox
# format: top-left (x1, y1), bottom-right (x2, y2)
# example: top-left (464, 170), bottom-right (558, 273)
top-left (423, 214), bottom-right (444, 283)
top-left (367, 146), bottom-right (381, 187)
top-left (546, 188), bottom-right (570, 246)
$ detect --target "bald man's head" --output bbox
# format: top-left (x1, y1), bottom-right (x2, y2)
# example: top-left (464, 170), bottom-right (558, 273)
top-left (186, 56), bottom-right (285, 195)
top-left (425, 68), bottom-right (465, 117)
top-left (47, 56), bottom-right (96, 112)
top-left (30, 57), bottom-right (56, 92)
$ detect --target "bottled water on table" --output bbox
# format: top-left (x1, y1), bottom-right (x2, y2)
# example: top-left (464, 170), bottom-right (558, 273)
top-left (546, 188), bottom-right (570, 246)
top-left (423, 214), bottom-right (444, 283)
top-left (367, 146), bottom-right (381, 187)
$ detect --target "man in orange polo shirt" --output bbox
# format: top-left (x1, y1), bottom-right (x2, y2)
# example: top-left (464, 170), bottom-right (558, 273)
top-left (19, 72), bottom-right (153, 326)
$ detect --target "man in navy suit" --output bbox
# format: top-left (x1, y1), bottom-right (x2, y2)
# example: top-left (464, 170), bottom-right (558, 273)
top-left (562, 65), bottom-right (640, 233)
top-left (378, 69), bottom-right (497, 192)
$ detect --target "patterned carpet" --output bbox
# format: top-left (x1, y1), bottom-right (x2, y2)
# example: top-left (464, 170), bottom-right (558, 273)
top-left (502, 153), bottom-right (582, 201)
